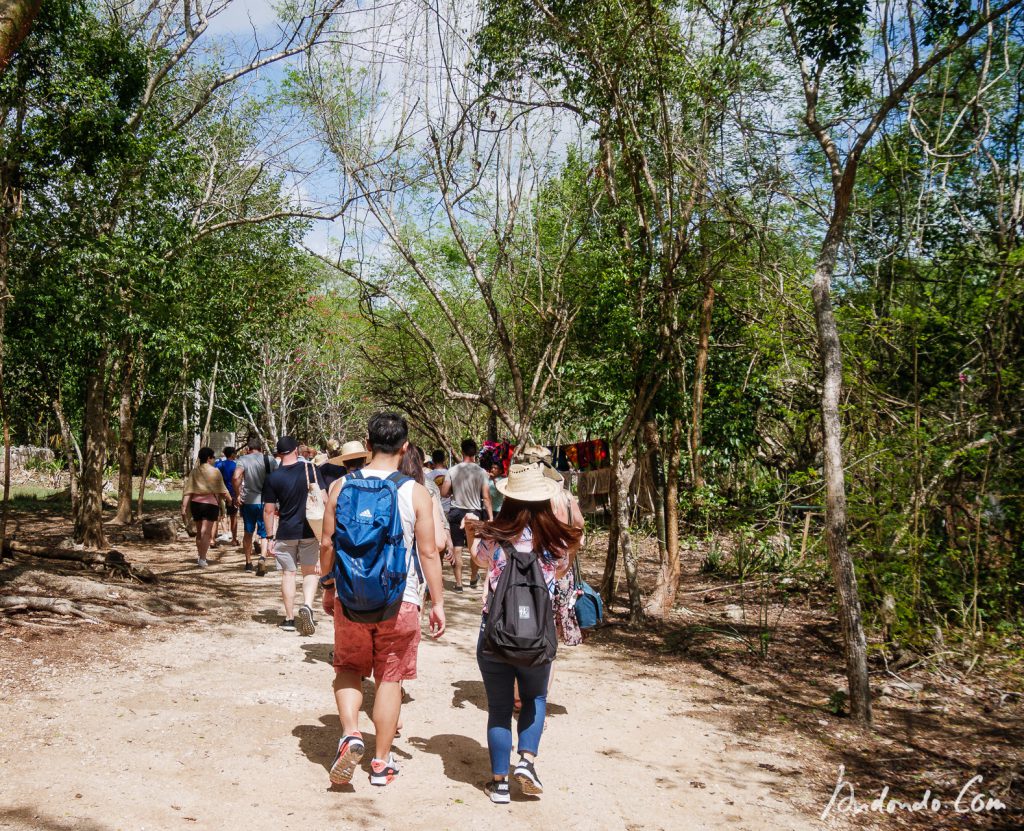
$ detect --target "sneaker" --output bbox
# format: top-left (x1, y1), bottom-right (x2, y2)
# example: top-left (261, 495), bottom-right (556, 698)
top-left (369, 755), bottom-right (400, 786)
top-left (296, 604), bottom-right (316, 636)
top-left (485, 779), bottom-right (510, 804)
top-left (513, 757), bottom-right (543, 795)
top-left (255, 556), bottom-right (267, 576)
top-left (197, 558), bottom-right (208, 568)
top-left (216, 532), bottom-right (232, 542)
top-left (454, 584), bottom-right (464, 593)
top-left (278, 619), bottom-right (296, 632)
top-left (244, 563), bottom-right (254, 573)
top-left (329, 733), bottom-right (365, 785)
top-left (469, 577), bottom-right (479, 589)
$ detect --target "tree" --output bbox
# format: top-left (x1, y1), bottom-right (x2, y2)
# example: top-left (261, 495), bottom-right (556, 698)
top-left (299, 8), bottom-right (591, 448)
top-left (0, 0), bottom-right (42, 72)
top-left (776, 0), bottom-right (1024, 725)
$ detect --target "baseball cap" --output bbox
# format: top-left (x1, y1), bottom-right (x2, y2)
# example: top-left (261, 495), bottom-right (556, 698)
top-left (275, 436), bottom-right (299, 455)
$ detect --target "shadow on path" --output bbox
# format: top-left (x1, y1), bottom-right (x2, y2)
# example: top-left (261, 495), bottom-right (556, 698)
top-left (251, 607), bottom-right (279, 625)
top-left (407, 733), bottom-right (489, 788)
top-left (0, 807), bottom-right (114, 831)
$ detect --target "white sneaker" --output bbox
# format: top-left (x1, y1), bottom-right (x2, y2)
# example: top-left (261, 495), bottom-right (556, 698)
top-left (216, 532), bottom-right (232, 542)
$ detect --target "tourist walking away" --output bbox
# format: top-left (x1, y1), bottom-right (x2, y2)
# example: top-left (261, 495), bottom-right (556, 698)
top-left (262, 436), bottom-right (327, 634)
top-left (429, 449), bottom-right (449, 506)
top-left (399, 444), bottom-right (449, 571)
top-left (181, 447), bottom-right (230, 568)
top-left (319, 439), bottom-right (368, 491)
top-left (470, 462), bottom-right (582, 803)
top-left (441, 439), bottom-right (492, 590)
top-left (319, 412), bottom-right (445, 788)
top-left (233, 439), bottom-right (277, 573)
top-left (318, 439), bottom-right (346, 489)
top-left (214, 446), bottom-right (239, 545)
top-left (520, 445), bottom-right (587, 658)
top-left (429, 448), bottom-right (456, 581)
top-left (339, 439), bottom-right (368, 473)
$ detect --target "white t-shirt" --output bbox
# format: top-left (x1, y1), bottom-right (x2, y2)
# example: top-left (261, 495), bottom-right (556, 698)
top-left (340, 469), bottom-right (421, 607)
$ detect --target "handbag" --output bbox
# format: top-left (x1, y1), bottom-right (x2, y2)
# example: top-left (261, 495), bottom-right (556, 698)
top-left (304, 460), bottom-right (325, 540)
top-left (572, 558), bottom-right (603, 629)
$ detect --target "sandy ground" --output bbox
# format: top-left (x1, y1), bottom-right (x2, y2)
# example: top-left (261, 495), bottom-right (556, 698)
top-left (0, 549), bottom-right (840, 831)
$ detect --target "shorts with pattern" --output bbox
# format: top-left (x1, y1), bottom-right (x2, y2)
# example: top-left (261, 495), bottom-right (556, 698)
top-left (333, 601), bottom-right (421, 682)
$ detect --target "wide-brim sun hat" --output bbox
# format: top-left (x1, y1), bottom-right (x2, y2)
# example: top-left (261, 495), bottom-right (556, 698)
top-left (496, 462), bottom-right (561, 502)
top-left (519, 444), bottom-right (564, 483)
top-left (339, 440), bottom-right (369, 463)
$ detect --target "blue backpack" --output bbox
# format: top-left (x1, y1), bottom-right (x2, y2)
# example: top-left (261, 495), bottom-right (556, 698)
top-left (332, 471), bottom-right (421, 623)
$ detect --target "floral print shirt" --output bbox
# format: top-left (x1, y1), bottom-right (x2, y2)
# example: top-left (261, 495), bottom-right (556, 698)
top-left (476, 527), bottom-right (563, 615)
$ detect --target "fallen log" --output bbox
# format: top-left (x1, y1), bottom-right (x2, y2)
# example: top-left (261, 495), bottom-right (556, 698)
top-left (2, 540), bottom-right (105, 565)
top-left (0, 595), bottom-right (101, 623)
top-left (1, 542), bottom-right (156, 583)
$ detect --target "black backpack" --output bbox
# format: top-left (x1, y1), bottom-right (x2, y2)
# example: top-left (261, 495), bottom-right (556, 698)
top-left (482, 542), bottom-right (557, 667)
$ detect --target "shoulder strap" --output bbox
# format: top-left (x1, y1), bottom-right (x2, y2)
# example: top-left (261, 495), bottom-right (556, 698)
top-left (263, 454), bottom-right (271, 477)
top-left (304, 459), bottom-right (313, 486)
top-left (386, 471), bottom-right (411, 487)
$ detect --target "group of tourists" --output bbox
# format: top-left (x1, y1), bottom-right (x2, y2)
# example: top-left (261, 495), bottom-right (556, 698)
top-left (179, 412), bottom-right (589, 804)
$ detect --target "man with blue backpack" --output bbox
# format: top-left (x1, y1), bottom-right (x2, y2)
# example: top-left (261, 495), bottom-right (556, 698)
top-left (318, 412), bottom-right (446, 788)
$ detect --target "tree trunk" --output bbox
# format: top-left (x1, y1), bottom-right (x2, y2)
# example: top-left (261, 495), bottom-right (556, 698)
top-left (644, 418), bottom-right (667, 566)
top-left (0, 157), bottom-right (21, 560)
top-left (648, 407), bottom-right (683, 617)
top-left (0, 0), bottom-right (43, 74)
top-left (75, 355), bottom-right (109, 548)
top-left (611, 441), bottom-right (643, 625)
top-left (112, 359), bottom-right (144, 525)
top-left (181, 387), bottom-right (191, 476)
top-left (601, 459), bottom-right (619, 604)
top-left (52, 396), bottom-right (79, 517)
top-left (689, 275), bottom-right (714, 488)
top-left (486, 408), bottom-right (497, 443)
top-left (200, 356), bottom-right (218, 447)
top-left (136, 383), bottom-right (178, 520)
top-left (813, 206), bottom-right (872, 726)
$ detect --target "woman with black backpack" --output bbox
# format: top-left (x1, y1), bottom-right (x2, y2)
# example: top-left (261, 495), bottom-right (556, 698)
top-left (469, 462), bottom-right (582, 804)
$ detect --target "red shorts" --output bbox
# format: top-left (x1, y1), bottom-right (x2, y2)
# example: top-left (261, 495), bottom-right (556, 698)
top-left (333, 600), bottom-right (421, 682)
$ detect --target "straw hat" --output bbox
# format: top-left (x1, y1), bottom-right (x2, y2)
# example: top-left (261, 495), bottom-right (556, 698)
top-left (496, 462), bottom-right (561, 502)
top-left (519, 444), bottom-right (564, 483)
top-left (339, 440), bottom-right (369, 463)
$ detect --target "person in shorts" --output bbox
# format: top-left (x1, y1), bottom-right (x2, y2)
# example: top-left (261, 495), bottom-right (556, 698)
top-left (318, 412), bottom-right (446, 788)
top-left (262, 436), bottom-right (326, 634)
top-left (441, 439), bottom-right (492, 589)
top-left (214, 446), bottom-right (239, 545)
top-left (233, 439), bottom-right (277, 573)
top-left (181, 447), bottom-right (229, 568)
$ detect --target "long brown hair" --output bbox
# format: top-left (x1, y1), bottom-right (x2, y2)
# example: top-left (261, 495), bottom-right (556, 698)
top-left (398, 443), bottom-right (425, 485)
top-left (470, 497), bottom-right (582, 560)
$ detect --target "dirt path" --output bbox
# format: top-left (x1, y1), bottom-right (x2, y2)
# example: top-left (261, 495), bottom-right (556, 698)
top-left (0, 548), bottom-right (840, 831)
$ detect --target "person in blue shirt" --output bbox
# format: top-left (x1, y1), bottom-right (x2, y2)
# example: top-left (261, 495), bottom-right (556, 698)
top-left (214, 447), bottom-right (239, 545)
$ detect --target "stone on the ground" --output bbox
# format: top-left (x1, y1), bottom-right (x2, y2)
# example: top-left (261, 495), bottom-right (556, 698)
top-left (142, 518), bottom-right (177, 542)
